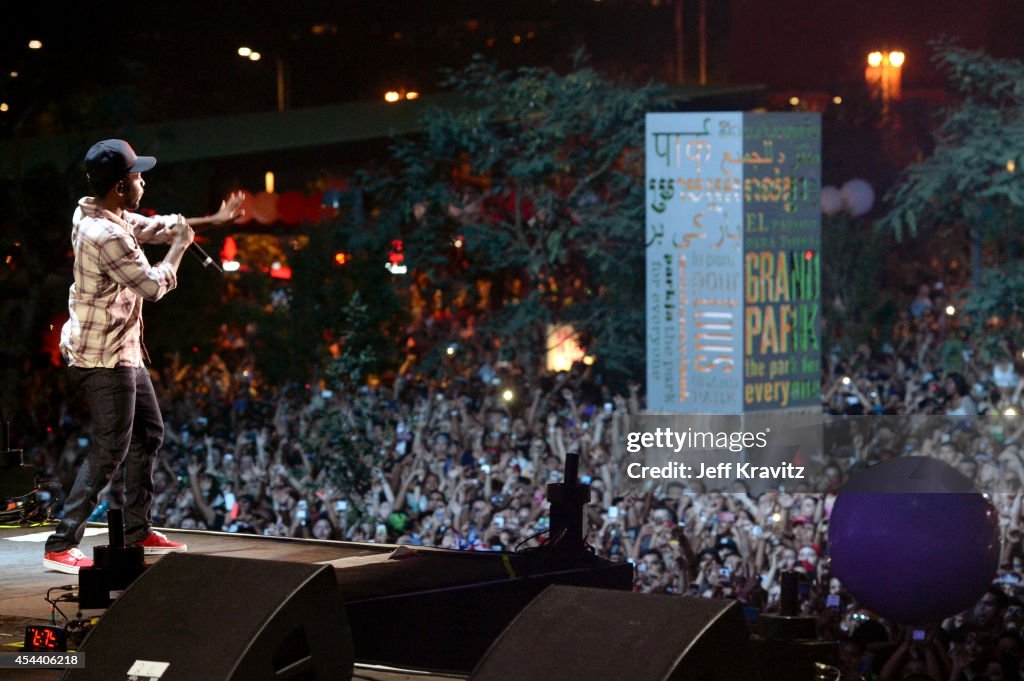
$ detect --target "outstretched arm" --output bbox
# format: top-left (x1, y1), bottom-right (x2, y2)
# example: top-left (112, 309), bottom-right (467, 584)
top-left (131, 192), bottom-right (245, 244)
top-left (185, 191), bottom-right (246, 230)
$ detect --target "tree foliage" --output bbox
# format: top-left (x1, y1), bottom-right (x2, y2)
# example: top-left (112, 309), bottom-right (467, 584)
top-left (879, 40), bottom-right (1024, 247)
top-left (367, 54), bottom-right (667, 380)
top-left (877, 40), bottom-right (1024, 345)
top-left (253, 205), bottom-right (405, 387)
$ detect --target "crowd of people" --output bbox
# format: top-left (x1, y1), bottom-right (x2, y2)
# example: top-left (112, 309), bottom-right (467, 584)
top-left (14, 279), bottom-right (1024, 681)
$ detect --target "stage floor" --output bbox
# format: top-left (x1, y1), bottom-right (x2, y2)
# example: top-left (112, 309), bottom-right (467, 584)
top-left (0, 523), bottom-right (465, 680)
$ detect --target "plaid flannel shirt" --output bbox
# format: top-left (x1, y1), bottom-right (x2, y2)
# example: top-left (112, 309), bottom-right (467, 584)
top-left (60, 197), bottom-right (182, 368)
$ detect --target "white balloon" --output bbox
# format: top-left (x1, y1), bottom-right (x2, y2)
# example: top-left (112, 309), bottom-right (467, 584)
top-left (840, 179), bottom-right (875, 217)
top-left (821, 185), bottom-right (842, 215)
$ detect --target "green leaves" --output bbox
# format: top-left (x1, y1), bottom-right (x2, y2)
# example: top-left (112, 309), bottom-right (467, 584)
top-left (368, 56), bottom-right (666, 380)
top-left (878, 40), bottom-right (1024, 348)
top-left (879, 42), bottom-right (1024, 243)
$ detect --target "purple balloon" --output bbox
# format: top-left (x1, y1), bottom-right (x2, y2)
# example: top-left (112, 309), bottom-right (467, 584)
top-left (829, 485), bottom-right (1000, 624)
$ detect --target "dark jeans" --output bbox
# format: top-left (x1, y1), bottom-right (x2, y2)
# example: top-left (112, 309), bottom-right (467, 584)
top-left (45, 366), bottom-right (163, 553)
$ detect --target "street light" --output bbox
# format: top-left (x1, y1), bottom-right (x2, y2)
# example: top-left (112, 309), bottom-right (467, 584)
top-left (237, 46), bottom-right (287, 112)
top-left (384, 89), bottom-right (420, 103)
top-left (865, 49), bottom-right (905, 115)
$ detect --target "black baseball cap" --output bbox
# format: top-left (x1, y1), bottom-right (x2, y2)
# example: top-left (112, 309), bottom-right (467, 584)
top-left (84, 139), bottom-right (156, 194)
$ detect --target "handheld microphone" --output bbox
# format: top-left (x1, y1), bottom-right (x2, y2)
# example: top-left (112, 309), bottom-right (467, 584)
top-left (176, 215), bottom-right (223, 273)
top-left (188, 241), bottom-right (223, 273)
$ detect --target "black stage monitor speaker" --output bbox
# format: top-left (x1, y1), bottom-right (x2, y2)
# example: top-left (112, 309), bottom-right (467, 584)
top-left (62, 553), bottom-right (353, 681)
top-left (470, 584), bottom-right (757, 681)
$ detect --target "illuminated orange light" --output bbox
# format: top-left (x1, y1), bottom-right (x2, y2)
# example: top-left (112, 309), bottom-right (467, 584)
top-left (867, 51), bottom-right (883, 67)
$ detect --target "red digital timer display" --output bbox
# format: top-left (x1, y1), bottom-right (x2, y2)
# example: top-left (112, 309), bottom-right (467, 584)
top-left (24, 625), bottom-right (66, 652)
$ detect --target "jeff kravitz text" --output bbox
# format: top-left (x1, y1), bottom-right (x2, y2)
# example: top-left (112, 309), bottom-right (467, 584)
top-left (623, 425), bottom-right (805, 481)
top-left (626, 461), bottom-right (805, 480)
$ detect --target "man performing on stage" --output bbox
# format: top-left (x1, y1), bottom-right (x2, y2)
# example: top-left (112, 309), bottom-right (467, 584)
top-left (44, 139), bottom-right (243, 574)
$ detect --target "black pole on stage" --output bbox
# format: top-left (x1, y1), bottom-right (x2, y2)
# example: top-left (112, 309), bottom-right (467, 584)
top-left (780, 570), bottom-right (799, 616)
top-left (535, 451), bottom-right (601, 567)
top-left (78, 508), bottom-right (147, 609)
top-left (106, 508), bottom-right (126, 549)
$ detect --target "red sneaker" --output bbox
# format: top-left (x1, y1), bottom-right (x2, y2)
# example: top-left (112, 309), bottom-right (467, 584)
top-left (43, 547), bottom-right (94, 574)
top-left (135, 530), bottom-right (187, 555)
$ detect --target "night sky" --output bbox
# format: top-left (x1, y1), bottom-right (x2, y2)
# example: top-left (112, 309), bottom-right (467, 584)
top-left (3, 0), bottom-right (1021, 138)
top-left (0, 0), bottom-right (1015, 147)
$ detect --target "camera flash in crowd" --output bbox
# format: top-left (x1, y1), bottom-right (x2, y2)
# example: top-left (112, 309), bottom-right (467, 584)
top-left (501, 389), bottom-right (514, 402)
top-left (945, 305), bottom-right (956, 316)
top-left (446, 344), bottom-right (457, 356)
